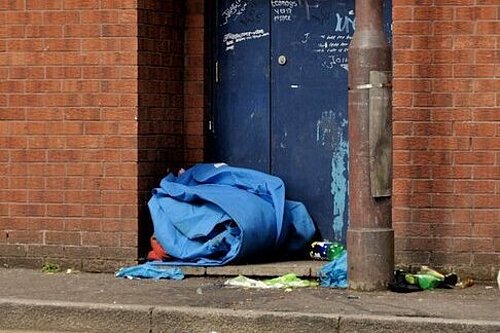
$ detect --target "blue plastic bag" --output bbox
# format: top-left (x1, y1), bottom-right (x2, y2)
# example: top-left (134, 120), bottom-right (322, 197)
top-left (115, 262), bottom-right (184, 280)
top-left (318, 251), bottom-right (348, 288)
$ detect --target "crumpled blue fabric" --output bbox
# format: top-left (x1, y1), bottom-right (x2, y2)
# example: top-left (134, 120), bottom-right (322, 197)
top-left (318, 251), bottom-right (348, 288)
top-left (115, 261), bottom-right (184, 280)
top-left (148, 163), bottom-right (316, 266)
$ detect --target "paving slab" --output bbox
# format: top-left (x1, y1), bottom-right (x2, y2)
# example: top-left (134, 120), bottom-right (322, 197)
top-left (205, 260), bottom-right (321, 277)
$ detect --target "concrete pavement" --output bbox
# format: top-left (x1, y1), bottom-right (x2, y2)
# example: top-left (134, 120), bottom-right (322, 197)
top-left (0, 266), bottom-right (499, 332)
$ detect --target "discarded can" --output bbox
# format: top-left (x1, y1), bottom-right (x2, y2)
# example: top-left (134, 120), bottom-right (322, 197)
top-left (310, 241), bottom-right (345, 261)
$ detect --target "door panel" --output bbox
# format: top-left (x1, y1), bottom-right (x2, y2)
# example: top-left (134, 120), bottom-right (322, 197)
top-left (213, 0), bottom-right (271, 173)
top-left (271, 1), bottom-right (354, 242)
top-left (213, 0), bottom-right (392, 244)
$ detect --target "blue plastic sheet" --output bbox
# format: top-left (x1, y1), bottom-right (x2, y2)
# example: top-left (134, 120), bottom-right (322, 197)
top-left (318, 251), bottom-right (348, 288)
top-left (115, 262), bottom-right (184, 280)
top-left (148, 163), bottom-right (316, 266)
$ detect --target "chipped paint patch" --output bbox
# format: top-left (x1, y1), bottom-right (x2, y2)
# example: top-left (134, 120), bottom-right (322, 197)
top-left (331, 133), bottom-right (348, 243)
top-left (316, 111), bottom-right (333, 146)
top-left (316, 110), bottom-right (349, 242)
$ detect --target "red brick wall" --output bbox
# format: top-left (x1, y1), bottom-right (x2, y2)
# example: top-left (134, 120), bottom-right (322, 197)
top-left (137, 1), bottom-right (186, 259)
top-left (0, 0), bottom-right (190, 271)
top-left (392, 0), bottom-right (499, 280)
top-left (184, 0), bottom-right (206, 164)
top-left (0, 0), bottom-right (141, 271)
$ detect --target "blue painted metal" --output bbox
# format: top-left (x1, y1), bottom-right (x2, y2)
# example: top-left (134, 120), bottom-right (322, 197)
top-left (213, 0), bottom-right (271, 173)
top-left (213, 0), bottom-right (392, 244)
top-left (271, 1), bottom-right (353, 243)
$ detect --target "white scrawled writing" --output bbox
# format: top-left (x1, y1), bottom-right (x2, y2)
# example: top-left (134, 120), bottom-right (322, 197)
top-left (313, 35), bottom-right (350, 54)
top-left (300, 10), bottom-right (355, 71)
top-left (271, 0), bottom-right (298, 8)
top-left (223, 29), bottom-right (270, 51)
top-left (335, 10), bottom-right (355, 33)
top-left (221, 0), bottom-right (248, 26)
top-left (271, 0), bottom-right (298, 22)
top-left (298, 0), bottom-right (322, 21)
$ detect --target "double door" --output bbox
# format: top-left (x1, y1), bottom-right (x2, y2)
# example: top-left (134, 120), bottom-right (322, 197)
top-left (210, 0), bottom-right (392, 243)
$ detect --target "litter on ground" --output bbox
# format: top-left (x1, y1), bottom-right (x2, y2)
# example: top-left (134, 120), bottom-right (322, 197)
top-left (224, 273), bottom-right (318, 289)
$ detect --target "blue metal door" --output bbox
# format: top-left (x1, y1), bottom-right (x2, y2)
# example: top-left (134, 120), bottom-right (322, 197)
top-left (212, 0), bottom-right (392, 243)
top-left (212, 0), bottom-right (271, 173)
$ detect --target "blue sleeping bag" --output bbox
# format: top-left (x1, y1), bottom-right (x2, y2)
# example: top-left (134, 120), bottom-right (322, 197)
top-left (148, 163), bottom-right (316, 266)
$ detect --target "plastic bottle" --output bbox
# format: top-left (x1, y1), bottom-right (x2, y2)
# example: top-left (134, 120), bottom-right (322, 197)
top-left (327, 242), bottom-right (345, 261)
top-left (414, 274), bottom-right (441, 290)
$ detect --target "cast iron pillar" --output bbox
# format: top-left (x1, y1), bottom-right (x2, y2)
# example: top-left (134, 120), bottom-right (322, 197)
top-left (347, 0), bottom-right (394, 291)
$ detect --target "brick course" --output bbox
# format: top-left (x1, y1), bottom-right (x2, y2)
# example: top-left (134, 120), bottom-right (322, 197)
top-left (1, 0), bottom-right (187, 271)
top-left (136, 1), bottom-right (185, 259)
top-left (184, 0), bottom-right (205, 164)
top-left (392, 0), bottom-right (499, 280)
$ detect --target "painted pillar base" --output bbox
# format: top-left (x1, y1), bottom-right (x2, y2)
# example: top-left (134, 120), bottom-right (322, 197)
top-left (347, 228), bottom-right (394, 291)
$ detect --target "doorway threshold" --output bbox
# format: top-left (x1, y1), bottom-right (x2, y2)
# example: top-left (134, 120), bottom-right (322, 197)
top-left (182, 260), bottom-right (324, 278)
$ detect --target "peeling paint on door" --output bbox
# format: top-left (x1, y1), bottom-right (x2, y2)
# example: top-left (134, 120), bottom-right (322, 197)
top-left (317, 110), bottom-right (348, 242)
top-left (331, 120), bottom-right (348, 243)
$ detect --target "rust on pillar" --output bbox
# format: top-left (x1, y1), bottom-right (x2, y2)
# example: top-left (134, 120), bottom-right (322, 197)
top-left (347, 0), bottom-right (394, 291)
